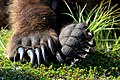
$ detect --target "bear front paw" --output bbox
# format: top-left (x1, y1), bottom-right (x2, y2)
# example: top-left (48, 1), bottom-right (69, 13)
top-left (6, 29), bottom-right (64, 66)
top-left (59, 23), bottom-right (95, 64)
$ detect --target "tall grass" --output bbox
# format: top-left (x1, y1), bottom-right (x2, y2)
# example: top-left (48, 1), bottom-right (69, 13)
top-left (63, 0), bottom-right (120, 52)
top-left (63, 0), bottom-right (86, 23)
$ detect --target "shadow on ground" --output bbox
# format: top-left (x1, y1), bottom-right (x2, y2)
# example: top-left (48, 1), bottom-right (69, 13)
top-left (76, 51), bottom-right (120, 77)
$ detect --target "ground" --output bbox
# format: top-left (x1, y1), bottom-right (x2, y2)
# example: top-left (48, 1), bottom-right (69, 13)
top-left (0, 29), bottom-right (120, 80)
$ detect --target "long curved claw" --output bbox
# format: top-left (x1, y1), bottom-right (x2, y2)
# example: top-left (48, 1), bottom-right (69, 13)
top-left (14, 53), bottom-right (17, 62)
top-left (80, 47), bottom-right (91, 58)
top-left (56, 52), bottom-right (64, 63)
top-left (48, 37), bottom-right (55, 55)
top-left (78, 54), bottom-right (88, 58)
top-left (85, 39), bottom-right (96, 47)
top-left (71, 58), bottom-right (79, 65)
top-left (14, 47), bottom-right (24, 62)
top-left (18, 47), bottom-right (24, 61)
top-left (41, 44), bottom-right (47, 63)
top-left (35, 48), bottom-right (42, 65)
top-left (27, 49), bottom-right (34, 65)
top-left (73, 58), bottom-right (79, 63)
top-left (88, 39), bottom-right (96, 47)
top-left (83, 48), bottom-right (90, 53)
top-left (86, 31), bottom-right (94, 39)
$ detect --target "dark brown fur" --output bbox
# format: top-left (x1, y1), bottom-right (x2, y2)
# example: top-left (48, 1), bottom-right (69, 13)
top-left (0, 0), bottom-right (9, 27)
top-left (6, 0), bottom-right (58, 59)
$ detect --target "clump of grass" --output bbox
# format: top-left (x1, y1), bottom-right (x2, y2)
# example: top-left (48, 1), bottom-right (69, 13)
top-left (86, 0), bottom-right (120, 52)
top-left (63, 0), bottom-right (120, 52)
top-left (63, 0), bottom-right (86, 23)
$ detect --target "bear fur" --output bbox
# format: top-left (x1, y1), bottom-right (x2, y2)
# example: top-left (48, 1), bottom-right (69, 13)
top-left (6, 0), bottom-right (59, 60)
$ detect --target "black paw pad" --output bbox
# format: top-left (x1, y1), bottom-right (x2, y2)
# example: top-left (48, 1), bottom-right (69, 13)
top-left (59, 23), bottom-right (95, 59)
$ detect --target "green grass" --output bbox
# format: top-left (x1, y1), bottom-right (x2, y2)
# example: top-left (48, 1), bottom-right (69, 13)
top-left (64, 0), bottom-right (120, 53)
top-left (0, 27), bottom-right (120, 79)
top-left (0, 0), bottom-right (120, 79)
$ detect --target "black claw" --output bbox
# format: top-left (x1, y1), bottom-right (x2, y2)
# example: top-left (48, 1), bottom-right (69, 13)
top-left (48, 37), bottom-right (55, 55)
top-left (41, 44), bottom-right (47, 63)
top-left (35, 48), bottom-right (42, 65)
top-left (71, 58), bottom-right (79, 65)
top-left (56, 52), bottom-right (64, 63)
top-left (85, 39), bottom-right (96, 47)
top-left (74, 58), bottom-right (79, 63)
top-left (88, 40), bottom-right (95, 46)
top-left (79, 54), bottom-right (88, 58)
top-left (17, 47), bottom-right (24, 61)
top-left (14, 53), bottom-right (17, 62)
top-left (83, 48), bottom-right (90, 53)
top-left (27, 49), bottom-right (34, 65)
top-left (78, 53), bottom-right (88, 58)
top-left (87, 32), bottom-right (92, 36)
top-left (86, 31), bottom-right (94, 39)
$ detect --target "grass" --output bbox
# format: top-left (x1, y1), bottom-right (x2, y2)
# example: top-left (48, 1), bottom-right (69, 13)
top-left (63, 0), bottom-right (120, 53)
top-left (0, 43), bottom-right (120, 79)
top-left (0, 0), bottom-right (120, 79)
top-left (0, 25), bottom-right (120, 79)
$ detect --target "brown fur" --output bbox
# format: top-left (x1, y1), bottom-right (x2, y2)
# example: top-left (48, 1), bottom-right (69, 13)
top-left (6, 0), bottom-right (58, 59)
top-left (0, 0), bottom-right (9, 27)
top-left (6, 0), bottom-right (120, 60)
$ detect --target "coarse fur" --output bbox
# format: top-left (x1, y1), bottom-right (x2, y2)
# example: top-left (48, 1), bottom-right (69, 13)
top-left (6, 0), bottom-right (58, 60)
